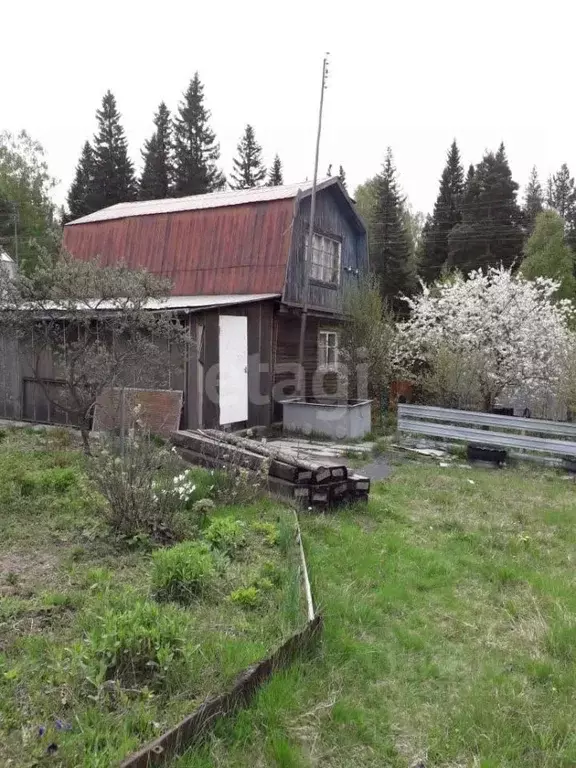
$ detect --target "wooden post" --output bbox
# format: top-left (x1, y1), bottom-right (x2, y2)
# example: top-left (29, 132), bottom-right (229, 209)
top-left (297, 54), bottom-right (330, 398)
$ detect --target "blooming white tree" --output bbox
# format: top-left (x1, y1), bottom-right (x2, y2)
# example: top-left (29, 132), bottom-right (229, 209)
top-left (396, 267), bottom-right (576, 412)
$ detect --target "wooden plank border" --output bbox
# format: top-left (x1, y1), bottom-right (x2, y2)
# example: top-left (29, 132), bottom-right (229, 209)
top-left (120, 616), bottom-right (323, 768)
top-left (121, 511), bottom-right (321, 768)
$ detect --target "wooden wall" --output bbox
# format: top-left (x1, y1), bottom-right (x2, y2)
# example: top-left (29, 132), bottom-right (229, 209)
top-left (188, 300), bottom-right (275, 430)
top-left (283, 187), bottom-right (369, 312)
top-left (1, 322), bottom-right (185, 428)
top-left (272, 311), bottom-right (341, 420)
top-left (0, 300), bottom-right (342, 431)
top-left (0, 302), bottom-right (276, 432)
top-left (0, 332), bottom-right (21, 420)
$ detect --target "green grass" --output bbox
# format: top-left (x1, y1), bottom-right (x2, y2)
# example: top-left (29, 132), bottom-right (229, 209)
top-left (6, 427), bottom-right (576, 767)
top-left (0, 429), bottom-right (303, 767)
top-left (176, 462), bottom-right (576, 768)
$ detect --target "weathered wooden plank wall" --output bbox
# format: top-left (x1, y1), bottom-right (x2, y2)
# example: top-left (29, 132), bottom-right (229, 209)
top-left (0, 332), bottom-right (21, 419)
top-left (283, 187), bottom-right (369, 312)
top-left (0, 323), bottom-right (186, 428)
top-left (272, 312), bottom-right (341, 420)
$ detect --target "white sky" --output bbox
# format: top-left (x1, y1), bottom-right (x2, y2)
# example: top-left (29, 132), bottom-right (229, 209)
top-left (2, 0), bottom-right (573, 215)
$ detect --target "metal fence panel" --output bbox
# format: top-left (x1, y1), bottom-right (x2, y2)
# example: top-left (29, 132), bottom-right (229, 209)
top-left (398, 410), bottom-right (576, 457)
top-left (398, 404), bottom-right (576, 439)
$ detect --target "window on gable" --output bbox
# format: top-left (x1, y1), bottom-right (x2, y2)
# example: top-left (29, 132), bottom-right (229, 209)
top-left (305, 233), bottom-right (341, 285)
top-left (318, 330), bottom-right (339, 370)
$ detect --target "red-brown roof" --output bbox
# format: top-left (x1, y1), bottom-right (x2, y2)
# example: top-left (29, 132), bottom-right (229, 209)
top-left (63, 196), bottom-right (296, 296)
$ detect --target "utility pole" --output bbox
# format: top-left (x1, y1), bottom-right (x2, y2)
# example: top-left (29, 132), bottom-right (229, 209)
top-left (297, 54), bottom-right (329, 398)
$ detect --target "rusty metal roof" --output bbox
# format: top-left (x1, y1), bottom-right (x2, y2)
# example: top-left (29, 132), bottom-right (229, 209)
top-left (67, 179), bottom-right (333, 226)
top-left (63, 177), bottom-right (362, 297)
top-left (63, 196), bottom-right (296, 296)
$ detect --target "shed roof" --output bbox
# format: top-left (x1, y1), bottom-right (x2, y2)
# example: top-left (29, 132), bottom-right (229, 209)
top-left (0, 248), bottom-right (14, 263)
top-left (14, 293), bottom-right (280, 315)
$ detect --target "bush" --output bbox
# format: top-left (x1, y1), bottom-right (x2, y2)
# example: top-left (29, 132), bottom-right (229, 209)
top-left (259, 560), bottom-right (283, 586)
top-left (85, 600), bottom-right (186, 687)
top-left (210, 465), bottom-right (269, 505)
top-left (90, 433), bottom-right (199, 542)
top-left (152, 541), bottom-right (215, 603)
top-left (191, 498), bottom-right (215, 526)
top-left (229, 586), bottom-right (260, 609)
top-left (251, 521), bottom-right (279, 546)
top-left (252, 577), bottom-right (274, 592)
top-left (204, 516), bottom-right (245, 555)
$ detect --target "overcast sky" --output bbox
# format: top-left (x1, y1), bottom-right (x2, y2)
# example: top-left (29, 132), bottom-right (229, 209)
top-left (2, 0), bottom-right (573, 215)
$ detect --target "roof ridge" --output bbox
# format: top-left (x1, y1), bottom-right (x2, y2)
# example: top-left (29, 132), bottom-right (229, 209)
top-left (66, 177), bottom-right (338, 226)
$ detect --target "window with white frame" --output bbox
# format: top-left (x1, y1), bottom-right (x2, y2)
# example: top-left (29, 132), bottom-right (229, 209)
top-left (305, 233), bottom-right (341, 285)
top-left (318, 330), bottom-right (339, 370)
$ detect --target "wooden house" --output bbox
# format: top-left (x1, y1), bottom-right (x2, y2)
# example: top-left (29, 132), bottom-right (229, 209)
top-left (1, 178), bottom-right (368, 430)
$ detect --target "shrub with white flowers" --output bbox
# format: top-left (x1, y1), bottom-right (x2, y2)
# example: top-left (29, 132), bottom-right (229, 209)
top-left (396, 267), bottom-right (576, 412)
top-left (153, 469), bottom-right (196, 507)
top-left (92, 434), bottom-right (202, 542)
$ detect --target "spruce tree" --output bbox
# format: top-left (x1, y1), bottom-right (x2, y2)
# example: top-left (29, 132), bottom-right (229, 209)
top-left (419, 140), bottom-right (464, 283)
top-left (91, 91), bottom-right (137, 210)
top-left (230, 124), bottom-right (266, 189)
top-left (139, 102), bottom-right (173, 200)
top-left (546, 163), bottom-right (575, 219)
top-left (546, 163), bottom-right (576, 249)
top-left (448, 143), bottom-right (523, 273)
top-left (173, 73), bottom-right (225, 196)
top-left (67, 141), bottom-right (98, 219)
top-left (523, 166), bottom-right (544, 234)
top-left (338, 165), bottom-right (347, 188)
top-left (267, 154), bottom-right (283, 186)
top-left (464, 164), bottom-right (475, 193)
top-left (369, 148), bottom-right (415, 314)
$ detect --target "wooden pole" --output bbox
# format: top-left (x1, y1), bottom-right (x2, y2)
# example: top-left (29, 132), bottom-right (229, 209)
top-left (294, 509), bottom-right (315, 621)
top-left (296, 54), bottom-right (330, 398)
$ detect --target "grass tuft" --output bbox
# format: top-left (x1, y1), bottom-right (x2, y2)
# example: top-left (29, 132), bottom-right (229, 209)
top-left (152, 541), bottom-right (216, 603)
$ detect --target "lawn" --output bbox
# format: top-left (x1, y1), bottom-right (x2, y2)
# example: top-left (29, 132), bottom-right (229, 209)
top-left (0, 427), bottom-right (303, 767)
top-left (177, 459), bottom-right (576, 768)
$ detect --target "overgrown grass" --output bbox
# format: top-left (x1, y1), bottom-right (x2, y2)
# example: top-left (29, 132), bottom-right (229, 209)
top-left (0, 429), bottom-right (303, 767)
top-left (177, 462), bottom-right (576, 767)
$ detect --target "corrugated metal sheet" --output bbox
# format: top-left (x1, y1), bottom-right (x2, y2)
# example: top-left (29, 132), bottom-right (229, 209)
top-left (63, 198), bottom-right (296, 296)
top-left (67, 179), bottom-right (333, 226)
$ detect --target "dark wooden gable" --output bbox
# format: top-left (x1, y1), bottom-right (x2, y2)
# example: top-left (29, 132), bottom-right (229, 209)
top-left (282, 184), bottom-right (368, 313)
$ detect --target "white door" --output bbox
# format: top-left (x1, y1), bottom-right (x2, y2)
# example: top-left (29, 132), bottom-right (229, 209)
top-left (219, 315), bottom-right (248, 425)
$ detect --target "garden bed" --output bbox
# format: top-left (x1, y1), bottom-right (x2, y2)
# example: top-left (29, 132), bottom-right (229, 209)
top-left (174, 461), bottom-right (576, 767)
top-left (0, 427), bottom-right (305, 766)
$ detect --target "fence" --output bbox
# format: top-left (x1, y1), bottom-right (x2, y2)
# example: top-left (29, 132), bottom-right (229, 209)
top-left (397, 404), bottom-right (576, 461)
